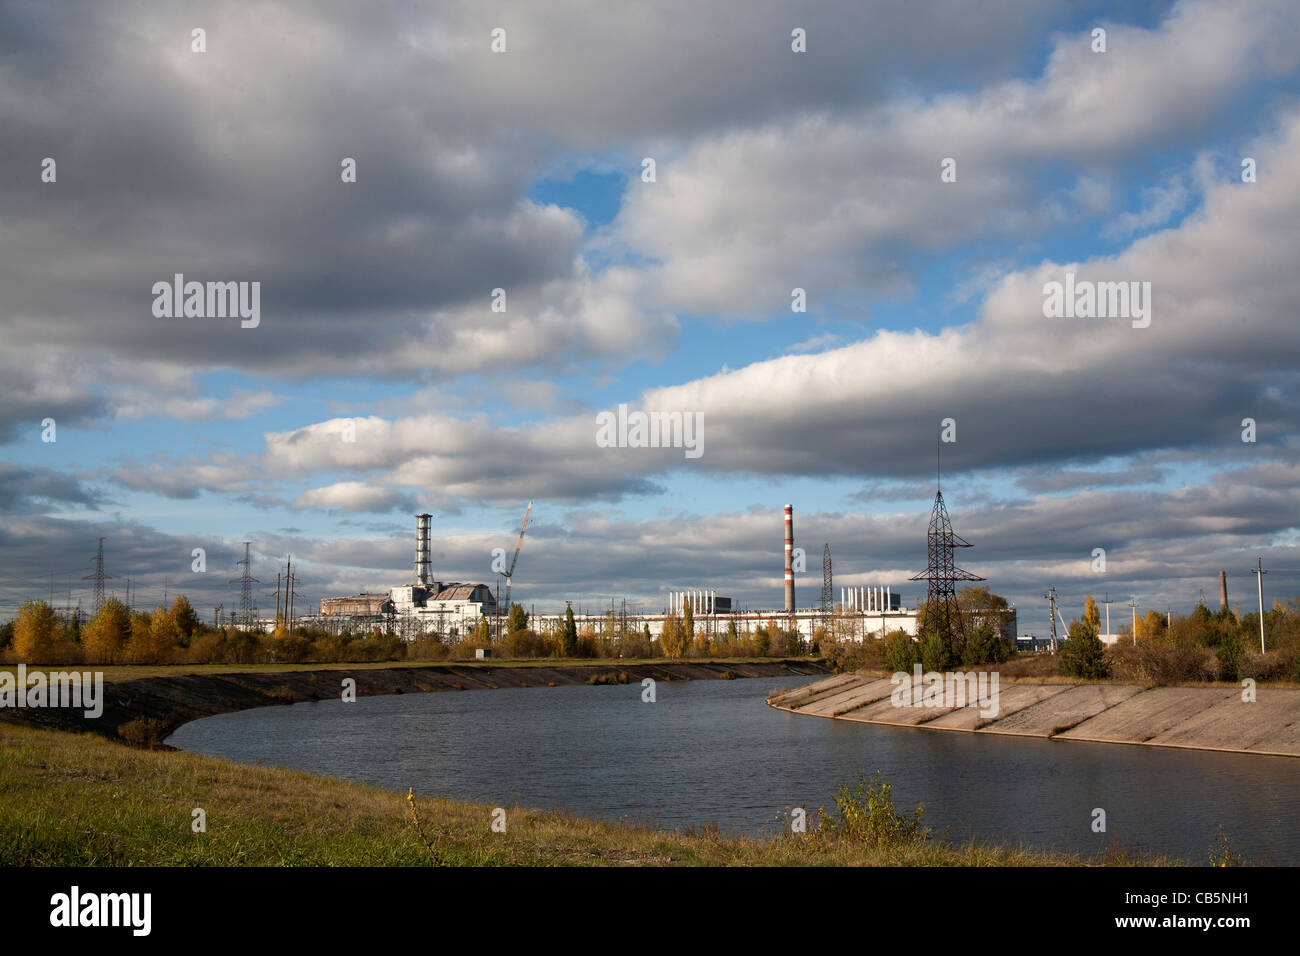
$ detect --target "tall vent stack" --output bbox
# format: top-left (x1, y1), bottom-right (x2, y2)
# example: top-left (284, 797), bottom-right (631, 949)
top-left (415, 513), bottom-right (432, 588)
top-left (1219, 570), bottom-right (1228, 610)
top-left (784, 504), bottom-right (796, 614)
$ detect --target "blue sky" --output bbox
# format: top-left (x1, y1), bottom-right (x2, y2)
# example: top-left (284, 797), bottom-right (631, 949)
top-left (2, 0), bottom-right (1298, 635)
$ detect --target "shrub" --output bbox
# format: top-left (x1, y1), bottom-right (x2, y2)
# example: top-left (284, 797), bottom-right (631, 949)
top-left (268, 633), bottom-right (311, 664)
top-left (919, 631), bottom-right (954, 672)
top-left (118, 717), bottom-right (168, 748)
top-left (883, 630), bottom-right (919, 673)
top-left (1108, 641), bottom-right (1213, 685)
top-left (1059, 620), bottom-right (1110, 679)
top-left (815, 770), bottom-right (929, 850)
top-left (1216, 631), bottom-right (1245, 682)
top-left (264, 685), bottom-right (295, 704)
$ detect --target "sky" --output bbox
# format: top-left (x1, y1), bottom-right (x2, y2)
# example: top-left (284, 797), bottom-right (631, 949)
top-left (1, 0), bottom-right (1298, 636)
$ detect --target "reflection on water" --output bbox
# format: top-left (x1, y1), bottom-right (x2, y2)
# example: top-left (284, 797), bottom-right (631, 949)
top-left (167, 675), bottom-right (1300, 863)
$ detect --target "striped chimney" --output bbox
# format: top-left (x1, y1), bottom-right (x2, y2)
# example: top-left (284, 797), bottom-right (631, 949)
top-left (784, 504), bottom-right (795, 614)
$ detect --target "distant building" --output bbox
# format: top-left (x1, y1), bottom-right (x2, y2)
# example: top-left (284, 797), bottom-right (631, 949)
top-left (1015, 635), bottom-right (1054, 653)
top-left (320, 592), bottom-right (391, 617)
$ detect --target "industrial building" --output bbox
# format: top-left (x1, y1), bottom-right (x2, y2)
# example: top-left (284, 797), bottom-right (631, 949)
top-left (314, 504), bottom-right (1013, 645)
top-left (317, 513), bottom-right (498, 638)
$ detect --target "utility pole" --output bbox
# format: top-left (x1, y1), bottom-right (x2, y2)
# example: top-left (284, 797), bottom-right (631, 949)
top-left (286, 555), bottom-right (295, 633)
top-left (1128, 596), bottom-right (1139, 644)
top-left (275, 571), bottom-right (282, 621)
top-left (1102, 592), bottom-right (1112, 640)
top-left (1251, 557), bottom-right (1267, 653)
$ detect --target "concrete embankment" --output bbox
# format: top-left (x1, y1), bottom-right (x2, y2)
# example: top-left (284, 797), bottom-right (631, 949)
top-left (0, 659), bottom-right (830, 743)
top-left (767, 672), bottom-right (1300, 758)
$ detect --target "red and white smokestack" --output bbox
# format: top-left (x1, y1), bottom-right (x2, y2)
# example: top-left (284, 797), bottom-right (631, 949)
top-left (784, 504), bottom-right (795, 614)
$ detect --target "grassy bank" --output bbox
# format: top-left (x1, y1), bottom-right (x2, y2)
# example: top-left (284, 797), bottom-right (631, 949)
top-left (0, 723), bottom-right (1179, 866)
top-left (0, 659), bottom-right (831, 744)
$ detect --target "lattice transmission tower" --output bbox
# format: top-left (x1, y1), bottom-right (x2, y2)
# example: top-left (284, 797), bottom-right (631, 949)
top-left (910, 443), bottom-right (983, 659)
top-left (820, 543), bottom-right (833, 636)
top-left (230, 542), bottom-right (260, 629)
top-left (82, 537), bottom-right (111, 614)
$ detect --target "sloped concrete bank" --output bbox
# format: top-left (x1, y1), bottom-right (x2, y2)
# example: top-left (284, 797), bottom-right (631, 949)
top-left (767, 673), bottom-right (1300, 757)
top-left (0, 659), bottom-right (831, 743)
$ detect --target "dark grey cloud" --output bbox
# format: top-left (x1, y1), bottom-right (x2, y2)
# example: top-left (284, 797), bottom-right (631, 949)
top-left (0, 463), bottom-right (106, 513)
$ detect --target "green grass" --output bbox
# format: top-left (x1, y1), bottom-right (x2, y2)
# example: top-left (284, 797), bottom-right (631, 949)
top-left (0, 723), bottom-right (1183, 866)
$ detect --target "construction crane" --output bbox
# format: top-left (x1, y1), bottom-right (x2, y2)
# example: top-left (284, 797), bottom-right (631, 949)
top-left (496, 501), bottom-right (532, 638)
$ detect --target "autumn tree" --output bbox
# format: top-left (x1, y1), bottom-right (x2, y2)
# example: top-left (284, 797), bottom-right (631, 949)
top-left (659, 614), bottom-right (687, 659)
top-left (82, 598), bottom-right (131, 663)
top-left (1084, 595), bottom-right (1101, 635)
top-left (169, 595), bottom-right (200, 643)
top-left (1060, 616), bottom-right (1109, 679)
top-left (560, 605), bottom-right (578, 657)
top-left (1137, 609), bottom-right (1166, 643)
top-left (123, 610), bottom-right (155, 663)
top-left (12, 600), bottom-right (58, 663)
top-left (682, 598), bottom-right (694, 647)
top-left (505, 602), bottom-right (529, 635)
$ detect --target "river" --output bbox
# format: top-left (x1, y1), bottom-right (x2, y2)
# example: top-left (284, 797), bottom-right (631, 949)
top-left (165, 675), bottom-right (1300, 863)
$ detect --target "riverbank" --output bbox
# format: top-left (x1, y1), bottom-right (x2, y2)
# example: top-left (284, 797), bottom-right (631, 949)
top-left (0, 659), bottom-right (830, 743)
top-left (768, 672), bottom-right (1300, 757)
top-left (0, 722), bottom-right (1179, 865)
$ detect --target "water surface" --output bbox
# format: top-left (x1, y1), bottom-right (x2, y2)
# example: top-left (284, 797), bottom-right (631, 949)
top-left (166, 676), bottom-right (1300, 862)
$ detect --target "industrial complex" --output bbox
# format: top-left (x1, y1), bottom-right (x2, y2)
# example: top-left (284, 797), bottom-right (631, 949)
top-left (310, 503), bottom-right (1015, 644)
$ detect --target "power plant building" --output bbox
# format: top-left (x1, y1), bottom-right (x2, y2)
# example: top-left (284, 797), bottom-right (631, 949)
top-left (315, 507), bottom-right (1012, 645)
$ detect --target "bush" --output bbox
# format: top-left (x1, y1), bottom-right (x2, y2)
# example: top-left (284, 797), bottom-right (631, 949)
top-left (919, 631), bottom-right (954, 672)
top-left (118, 717), bottom-right (168, 748)
top-left (883, 630), bottom-right (918, 673)
top-left (1059, 621), bottom-right (1110, 679)
top-left (961, 625), bottom-right (1013, 666)
top-left (815, 770), bottom-right (929, 849)
top-left (268, 633), bottom-right (311, 664)
top-left (1216, 631), bottom-right (1245, 682)
top-left (1108, 641), bottom-right (1213, 685)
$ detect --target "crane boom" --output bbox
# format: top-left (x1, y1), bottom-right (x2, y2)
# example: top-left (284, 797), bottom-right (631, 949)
top-left (499, 501), bottom-right (532, 632)
top-left (506, 500), bottom-right (532, 579)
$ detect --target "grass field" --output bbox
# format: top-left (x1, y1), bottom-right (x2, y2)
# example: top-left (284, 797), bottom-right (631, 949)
top-left (0, 722), bottom-right (1184, 866)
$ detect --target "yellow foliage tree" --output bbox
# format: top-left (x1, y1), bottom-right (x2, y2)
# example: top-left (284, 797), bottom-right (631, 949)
top-left (169, 594), bottom-right (200, 640)
top-left (1138, 609), bottom-right (1166, 642)
top-left (82, 598), bottom-right (131, 664)
top-left (659, 614), bottom-right (687, 659)
top-left (1084, 595), bottom-right (1101, 635)
top-left (12, 600), bottom-right (58, 663)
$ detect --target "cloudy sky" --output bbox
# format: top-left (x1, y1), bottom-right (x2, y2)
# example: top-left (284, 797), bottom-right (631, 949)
top-left (2, 0), bottom-right (1297, 635)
